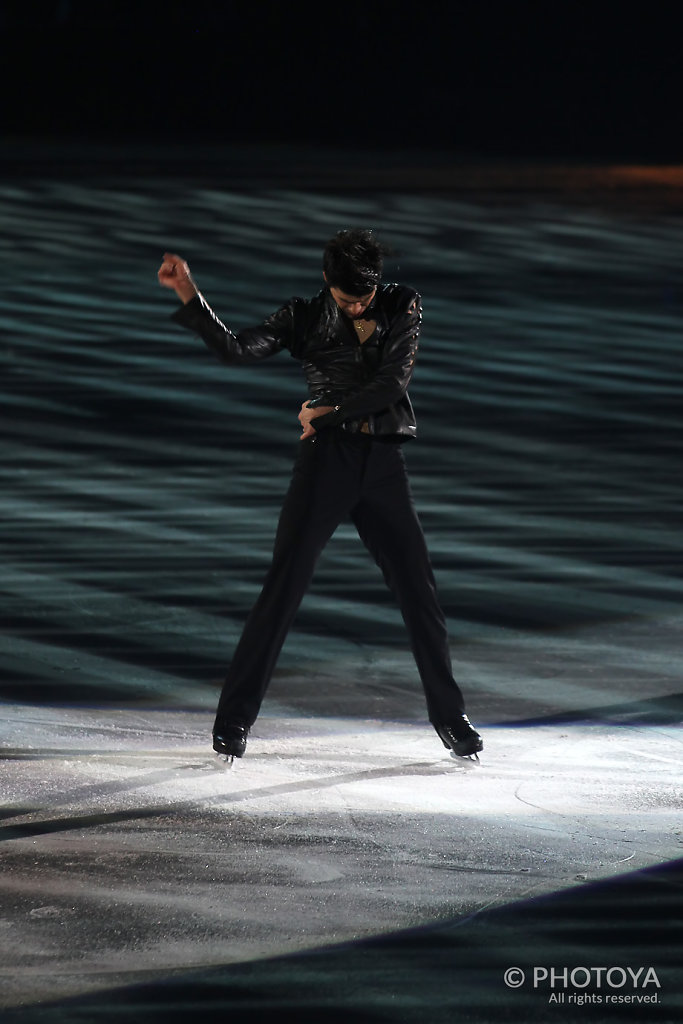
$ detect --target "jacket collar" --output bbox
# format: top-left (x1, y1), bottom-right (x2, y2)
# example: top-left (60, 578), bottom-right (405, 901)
top-left (320, 285), bottom-right (388, 329)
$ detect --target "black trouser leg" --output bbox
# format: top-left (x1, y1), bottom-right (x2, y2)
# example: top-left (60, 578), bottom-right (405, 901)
top-left (214, 434), bottom-right (362, 729)
top-left (350, 445), bottom-right (466, 723)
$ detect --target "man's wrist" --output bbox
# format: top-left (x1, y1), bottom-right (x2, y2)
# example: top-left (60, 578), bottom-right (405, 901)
top-left (175, 280), bottom-right (199, 304)
top-left (308, 405), bottom-right (341, 432)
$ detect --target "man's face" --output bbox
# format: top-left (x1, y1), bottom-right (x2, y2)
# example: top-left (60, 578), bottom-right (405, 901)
top-left (325, 275), bottom-right (376, 318)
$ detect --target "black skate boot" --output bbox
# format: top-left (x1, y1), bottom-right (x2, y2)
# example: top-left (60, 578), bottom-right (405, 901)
top-left (213, 723), bottom-right (249, 764)
top-left (434, 716), bottom-right (483, 759)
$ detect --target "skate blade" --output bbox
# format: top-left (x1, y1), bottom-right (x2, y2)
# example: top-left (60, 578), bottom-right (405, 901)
top-left (449, 750), bottom-right (481, 764)
top-left (216, 752), bottom-right (235, 768)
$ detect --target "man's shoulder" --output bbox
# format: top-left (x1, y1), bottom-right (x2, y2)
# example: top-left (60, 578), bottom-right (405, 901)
top-left (263, 294), bottom-right (318, 328)
top-left (379, 282), bottom-right (420, 305)
top-left (268, 292), bottom-right (329, 358)
top-left (283, 291), bottom-right (327, 317)
top-left (377, 283), bottom-right (421, 319)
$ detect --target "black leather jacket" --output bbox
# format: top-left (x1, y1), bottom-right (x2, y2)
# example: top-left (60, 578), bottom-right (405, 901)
top-left (171, 283), bottom-right (421, 439)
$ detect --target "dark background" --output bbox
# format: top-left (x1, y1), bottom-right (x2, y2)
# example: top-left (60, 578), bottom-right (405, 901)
top-left (2, 5), bottom-right (682, 1022)
top-left (1, 0), bottom-right (682, 161)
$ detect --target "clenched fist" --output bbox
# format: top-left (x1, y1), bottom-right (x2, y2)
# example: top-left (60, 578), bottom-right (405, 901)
top-left (158, 252), bottom-right (198, 304)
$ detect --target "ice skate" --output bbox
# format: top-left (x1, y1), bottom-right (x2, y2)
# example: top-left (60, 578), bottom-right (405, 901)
top-left (434, 716), bottom-right (483, 761)
top-left (213, 723), bottom-right (249, 766)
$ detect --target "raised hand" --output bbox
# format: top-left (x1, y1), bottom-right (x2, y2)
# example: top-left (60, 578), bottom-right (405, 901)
top-left (158, 252), bottom-right (198, 303)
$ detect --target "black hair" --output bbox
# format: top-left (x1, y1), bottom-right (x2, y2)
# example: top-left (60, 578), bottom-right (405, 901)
top-left (322, 228), bottom-right (392, 296)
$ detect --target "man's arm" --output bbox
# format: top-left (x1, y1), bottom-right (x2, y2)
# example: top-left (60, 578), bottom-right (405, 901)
top-left (158, 252), bottom-right (293, 364)
top-left (310, 288), bottom-right (421, 431)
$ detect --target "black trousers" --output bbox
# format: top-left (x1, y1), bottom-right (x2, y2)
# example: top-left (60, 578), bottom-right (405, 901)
top-left (215, 430), bottom-right (466, 729)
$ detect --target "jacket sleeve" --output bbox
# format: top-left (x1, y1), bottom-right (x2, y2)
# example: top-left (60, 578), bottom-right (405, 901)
top-left (170, 293), bottom-right (295, 364)
top-left (311, 289), bottom-right (421, 430)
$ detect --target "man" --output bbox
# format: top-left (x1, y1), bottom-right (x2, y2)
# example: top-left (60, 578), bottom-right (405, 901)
top-left (158, 229), bottom-right (483, 761)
